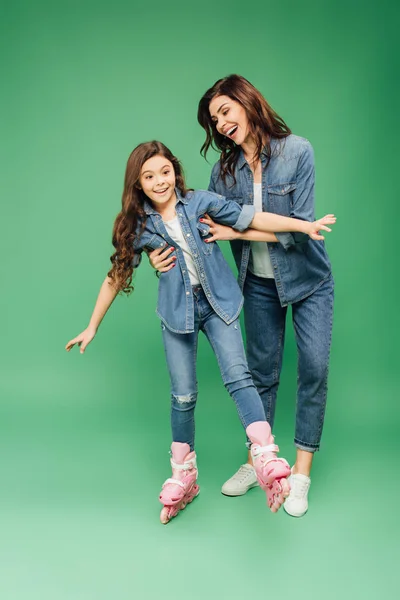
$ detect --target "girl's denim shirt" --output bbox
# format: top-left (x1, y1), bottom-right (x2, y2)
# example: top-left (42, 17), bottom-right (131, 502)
top-left (133, 189), bottom-right (255, 333)
top-left (208, 135), bottom-right (332, 307)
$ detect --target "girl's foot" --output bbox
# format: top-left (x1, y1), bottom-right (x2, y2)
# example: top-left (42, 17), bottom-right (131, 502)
top-left (159, 442), bottom-right (199, 524)
top-left (246, 422), bottom-right (291, 513)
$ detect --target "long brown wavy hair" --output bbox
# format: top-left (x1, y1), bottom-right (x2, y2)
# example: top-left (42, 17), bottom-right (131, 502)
top-left (108, 140), bottom-right (189, 294)
top-left (197, 74), bottom-right (291, 183)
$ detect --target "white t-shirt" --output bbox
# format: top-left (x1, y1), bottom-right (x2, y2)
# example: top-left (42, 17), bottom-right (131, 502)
top-left (163, 216), bottom-right (200, 285)
top-left (249, 183), bottom-right (275, 279)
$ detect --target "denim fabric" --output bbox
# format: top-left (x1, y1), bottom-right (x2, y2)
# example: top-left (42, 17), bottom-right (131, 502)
top-left (243, 271), bottom-right (334, 451)
top-left (161, 285), bottom-right (266, 451)
top-left (133, 189), bottom-right (255, 333)
top-left (208, 135), bottom-right (332, 306)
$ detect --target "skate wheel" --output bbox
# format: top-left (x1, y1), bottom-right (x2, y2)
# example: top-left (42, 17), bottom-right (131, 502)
top-left (160, 506), bottom-right (171, 524)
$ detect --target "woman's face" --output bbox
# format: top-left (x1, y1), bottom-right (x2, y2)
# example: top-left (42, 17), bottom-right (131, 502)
top-left (139, 155), bottom-right (176, 207)
top-left (209, 95), bottom-right (251, 146)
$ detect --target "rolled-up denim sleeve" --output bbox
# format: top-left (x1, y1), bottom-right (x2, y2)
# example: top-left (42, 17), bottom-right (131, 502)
top-left (205, 192), bottom-right (255, 231)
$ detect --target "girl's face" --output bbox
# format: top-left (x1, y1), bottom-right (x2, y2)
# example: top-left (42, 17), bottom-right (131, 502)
top-left (209, 95), bottom-right (251, 146)
top-left (139, 155), bottom-right (176, 207)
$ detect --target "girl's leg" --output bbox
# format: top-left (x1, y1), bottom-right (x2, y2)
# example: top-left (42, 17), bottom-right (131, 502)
top-left (284, 275), bottom-right (334, 517)
top-left (161, 322), bottom-right (199, 451)
top-left (159, 321), bottom-right (200, 524)
top-left (199, 300), bottom-right (290, 512)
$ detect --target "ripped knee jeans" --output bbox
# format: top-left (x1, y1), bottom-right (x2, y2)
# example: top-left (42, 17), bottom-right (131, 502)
top-left (161, 285), bottom-right (266, 451)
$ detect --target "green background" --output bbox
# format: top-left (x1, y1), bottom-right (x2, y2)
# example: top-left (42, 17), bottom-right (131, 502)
top-left (1, 0), bottom-right (398, 598)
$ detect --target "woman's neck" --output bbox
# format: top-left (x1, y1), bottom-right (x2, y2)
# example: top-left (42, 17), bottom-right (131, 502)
top-left (241, 133), bottom-right (268, 165)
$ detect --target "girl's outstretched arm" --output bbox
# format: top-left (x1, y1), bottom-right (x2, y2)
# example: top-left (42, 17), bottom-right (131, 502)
top-left (65, 276), bottom-right (119, 354)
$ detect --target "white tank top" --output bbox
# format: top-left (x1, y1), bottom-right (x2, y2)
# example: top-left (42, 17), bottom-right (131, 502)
top-left (163, 216), bottom-right (200, 285)
top-left (249, 183), bottom-right (275, 279)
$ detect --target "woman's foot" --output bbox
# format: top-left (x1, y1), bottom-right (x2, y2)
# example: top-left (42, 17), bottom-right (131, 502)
top-left (159, 442), bottom-right (199, 524)
top-left (246, 422), bottom-right (291, 513)
top-left (283, 471), bottom-right (311, 517)
top-left (221, 463), bottom-right (258, 496)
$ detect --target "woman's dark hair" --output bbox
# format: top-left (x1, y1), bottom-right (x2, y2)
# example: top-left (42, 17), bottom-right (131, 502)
top-left (108, 141), bottom-right (188, 294)
top-left (197, 74), bottom-right (291, 182)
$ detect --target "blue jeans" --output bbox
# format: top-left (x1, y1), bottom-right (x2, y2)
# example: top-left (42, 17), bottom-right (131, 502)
top-left (243, 272), bottom-right (334, 452)
top-left (161, 285), bottom-right (266, 451)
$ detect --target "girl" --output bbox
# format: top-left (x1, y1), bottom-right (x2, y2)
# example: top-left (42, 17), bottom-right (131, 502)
top-left (66, 141), bottom-right (335, 524)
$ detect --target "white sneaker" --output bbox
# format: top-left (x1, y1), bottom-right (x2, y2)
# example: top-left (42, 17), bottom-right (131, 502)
top-left (283, 472), bottom-right (311, 517)
top-left (221, 464), bottom-right (258, 496)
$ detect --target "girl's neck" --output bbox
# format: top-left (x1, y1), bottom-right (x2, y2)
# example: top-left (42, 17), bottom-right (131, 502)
top-left (152, 191), bottom-right (177, 221)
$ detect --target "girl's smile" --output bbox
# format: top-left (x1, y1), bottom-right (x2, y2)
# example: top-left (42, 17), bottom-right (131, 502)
top-left (139, 155), bottom-right (177, 209)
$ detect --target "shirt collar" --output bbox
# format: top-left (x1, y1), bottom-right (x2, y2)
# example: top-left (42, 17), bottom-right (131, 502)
top-left (143, 187), bottom-right (188, 215)
top-left (237, 138), bottom-right (280, 170)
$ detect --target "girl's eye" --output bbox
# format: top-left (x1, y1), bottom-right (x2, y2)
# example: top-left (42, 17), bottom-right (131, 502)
top-left (146, 175), bottom-right (152, 180)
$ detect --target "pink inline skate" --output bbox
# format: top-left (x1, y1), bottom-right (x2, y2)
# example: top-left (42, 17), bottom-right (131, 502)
top-left (159, 442), bottom-right (200, 524)
top-left (246, 421), bottom-right (291, 513)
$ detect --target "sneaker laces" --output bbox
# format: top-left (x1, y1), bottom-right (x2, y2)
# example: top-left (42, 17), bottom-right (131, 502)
top-left (232, 464), bottom-right (255, 483)
top-left (290, 475), bottom-right (310, 499)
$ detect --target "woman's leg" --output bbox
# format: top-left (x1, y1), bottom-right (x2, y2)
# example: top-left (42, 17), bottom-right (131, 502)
top-left (285, 275), bottom-right (334, 517)
top-left (243, 273), bottom-right (287, 431)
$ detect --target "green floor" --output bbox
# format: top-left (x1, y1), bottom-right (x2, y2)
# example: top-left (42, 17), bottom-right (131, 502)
top-left (0, 353), bottom-right (396, 600)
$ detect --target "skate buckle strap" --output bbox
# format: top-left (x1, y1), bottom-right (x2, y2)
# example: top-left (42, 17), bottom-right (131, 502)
top-left (251, 443), bottom-right (280, 458)
top-left (170, 457), bottom-right (197, 471)
top-left (162, 478), bottom-right (186, 489)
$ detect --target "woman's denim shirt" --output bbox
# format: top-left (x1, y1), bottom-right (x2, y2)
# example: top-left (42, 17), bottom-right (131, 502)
top-left (208, 135), bottom-right (332, 307)
top-left (133, 189), bottom-right (255, 333)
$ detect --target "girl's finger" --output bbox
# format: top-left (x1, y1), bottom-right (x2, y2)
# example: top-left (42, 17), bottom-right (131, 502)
top-left (205, 235), bottom-right (218, 243)
top-left (201, 217), bottom-right (214, 225)
top-left (320, 226), bottom-right (332, 232)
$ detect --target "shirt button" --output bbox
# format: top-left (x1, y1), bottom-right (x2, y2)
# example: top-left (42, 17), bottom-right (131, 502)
top-left (187, 233), bottom-right (190, 237)
top-left (193, 254), bottom-right (197, 258)
top-left (182, 269), bottom-right (186, 273)
top-left (201, 273), bottom-right (204, 278)
top-left (186, 291), bottom-right (190, 295)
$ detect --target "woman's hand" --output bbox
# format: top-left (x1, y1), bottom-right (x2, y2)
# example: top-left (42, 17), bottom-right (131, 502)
top-left (199, 214), bottom-right (240, 242)
top-left (307, 214), bottom-right (336, 240)
top-left (148, 245), bottom-right (176, 273)
top-left (65, 326), bottom-right (97, 354)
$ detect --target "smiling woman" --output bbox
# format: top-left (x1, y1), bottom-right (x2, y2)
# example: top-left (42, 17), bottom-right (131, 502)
top-left (197, 74), bottom-right (335, 517)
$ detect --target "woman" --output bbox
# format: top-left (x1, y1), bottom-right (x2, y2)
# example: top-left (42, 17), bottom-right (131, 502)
top-left (150, 75), bottom-right (334, 517)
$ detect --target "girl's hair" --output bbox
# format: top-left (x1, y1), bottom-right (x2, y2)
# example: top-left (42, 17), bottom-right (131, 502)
top-left (108, 140), bottom-right (188, 294)
top-left (197, 74), bottom-right (291, 182)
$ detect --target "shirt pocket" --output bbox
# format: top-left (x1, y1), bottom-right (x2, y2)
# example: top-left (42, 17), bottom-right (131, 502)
top-left (142, 233), bottom-right (169, 252)
top-left (196, 221), bottom-right (214, 255)
top-left (267, 183), bottom-right (296, 216)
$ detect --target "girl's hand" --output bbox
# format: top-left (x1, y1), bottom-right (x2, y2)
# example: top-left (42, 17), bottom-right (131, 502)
top-left (65, 326), bottom-right (97, 354)
top-left (147, 245), bottom-right (176, 273)
top-left (200, 214), bottom-right (240, 242)
top-left (307, 214), bottom-right (336, 240)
